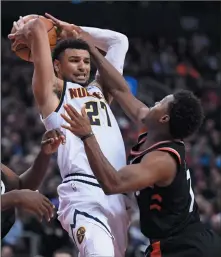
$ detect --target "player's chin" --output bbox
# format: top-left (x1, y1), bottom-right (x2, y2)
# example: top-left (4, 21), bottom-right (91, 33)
top-left (72, 77), bottom-right (88, 86)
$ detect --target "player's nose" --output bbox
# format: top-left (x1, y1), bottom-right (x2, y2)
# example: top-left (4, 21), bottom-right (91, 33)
top-left (78, 61), bottom-right (86, 71)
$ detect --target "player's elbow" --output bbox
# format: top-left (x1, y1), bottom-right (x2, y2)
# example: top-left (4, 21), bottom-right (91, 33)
top-left (103, 188), bottom-right (116, 195)
top-left (115, 33), bottom-right (129, 52)
top-left (102, 181), bottom-right (122, 195)
top-left (98, 181), bottom-right (114, 195)
top-left (103, 186), bottom-right (115, 195)
top-left (106, 30), bottom-right (129, 51)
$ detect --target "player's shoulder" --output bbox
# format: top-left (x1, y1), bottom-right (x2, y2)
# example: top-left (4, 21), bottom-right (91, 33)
top-left (86, 81), bottom-right (107, 101)
top-left (152, 140), bottom-right (185, 167)
top-left (87, 80), bottom-right (113, 104)
top-left (87, 80), bottom-right (103, 93)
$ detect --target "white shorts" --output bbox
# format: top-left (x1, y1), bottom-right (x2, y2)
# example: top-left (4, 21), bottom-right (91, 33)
top-left (68, 217), bottom-right (123, 257)
top-left (57, 184), bottom-right (133, 257)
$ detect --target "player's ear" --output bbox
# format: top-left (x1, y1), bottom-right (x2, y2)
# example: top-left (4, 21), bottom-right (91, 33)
top-left (53, 59), bottom-right (60, 73)
top-left (160, 115), bottom-right (170, 124)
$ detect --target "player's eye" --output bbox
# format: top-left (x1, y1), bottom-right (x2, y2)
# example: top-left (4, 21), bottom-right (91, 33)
top-left (69, 59), bottom-right (79, 63)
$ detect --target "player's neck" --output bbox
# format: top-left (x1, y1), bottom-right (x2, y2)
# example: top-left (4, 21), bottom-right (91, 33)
top-left (142, 131), bottom-right (173, 150)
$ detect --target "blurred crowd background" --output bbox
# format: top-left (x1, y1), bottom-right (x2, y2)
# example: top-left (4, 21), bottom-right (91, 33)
top-left (1, 2), bottom-right (221, 257)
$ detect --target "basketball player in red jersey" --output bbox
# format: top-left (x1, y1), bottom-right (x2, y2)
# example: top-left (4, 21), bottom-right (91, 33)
top-left (60, 40), bottom-right (221, 257)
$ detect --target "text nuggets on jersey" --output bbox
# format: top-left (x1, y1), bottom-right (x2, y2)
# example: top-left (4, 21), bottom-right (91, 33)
top-left (69, 88), bottom-right (103, 100)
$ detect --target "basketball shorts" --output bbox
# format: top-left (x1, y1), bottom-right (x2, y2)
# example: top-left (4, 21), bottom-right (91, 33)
top-left (145, 223), bottom-right (221, 257)
top-left (66, 210), bottom-right (124, 257)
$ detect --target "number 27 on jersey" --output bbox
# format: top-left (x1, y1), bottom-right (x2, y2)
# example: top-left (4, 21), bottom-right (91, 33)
top-left (85, 101), bottom-right (112, 127)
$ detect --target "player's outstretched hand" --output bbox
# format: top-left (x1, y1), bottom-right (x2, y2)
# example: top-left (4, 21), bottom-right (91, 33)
top-left (41, 129), bottom-right (66, 155)
top-left (14, 189), bottom-right (55, 222)
top-left (60, 104), bottom-right (92, 138)
top-left (45, 13), bottom-right (80, 40)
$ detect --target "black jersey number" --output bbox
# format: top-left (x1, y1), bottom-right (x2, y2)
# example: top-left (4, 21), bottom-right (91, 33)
top-left (85, 101), bottom-right (111, 127)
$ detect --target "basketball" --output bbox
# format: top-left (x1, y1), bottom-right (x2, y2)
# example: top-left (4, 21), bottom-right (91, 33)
top-left (11, 15), bottom-right (57, 62)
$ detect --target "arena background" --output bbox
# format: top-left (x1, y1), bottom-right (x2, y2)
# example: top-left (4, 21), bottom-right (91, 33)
top-left (1, 1), bottom-right (221, 257)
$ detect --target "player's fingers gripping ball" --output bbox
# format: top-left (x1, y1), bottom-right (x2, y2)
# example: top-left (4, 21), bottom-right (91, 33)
top-left (10, 14), bottom-right (57, 62)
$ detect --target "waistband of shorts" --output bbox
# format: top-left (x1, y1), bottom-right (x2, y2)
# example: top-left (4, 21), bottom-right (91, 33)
top-left (62, 173), bottom-right (129, 198)
top-left (62, 173), bottom-right (101, 189)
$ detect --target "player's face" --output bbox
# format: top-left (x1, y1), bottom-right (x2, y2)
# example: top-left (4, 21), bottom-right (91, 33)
top-left (59, 48), bottom-right (91, 85)
top-left (145, 94), bottom-right (174, 126)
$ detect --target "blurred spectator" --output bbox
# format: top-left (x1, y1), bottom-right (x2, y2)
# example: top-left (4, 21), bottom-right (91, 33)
top-left (3, 215), bottom-right (23, 247)
top-left (1, 245), bottom-right (15, 257)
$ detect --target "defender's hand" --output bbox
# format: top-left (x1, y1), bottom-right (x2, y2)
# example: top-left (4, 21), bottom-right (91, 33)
top-left (14, 189), bottom-right (55, 222)
top-left (61, 104), bottom-right (92, 138)
top-left (41, 129), bottom-right (66, 155)
top-left (45, 13), bottom-right (80, 39)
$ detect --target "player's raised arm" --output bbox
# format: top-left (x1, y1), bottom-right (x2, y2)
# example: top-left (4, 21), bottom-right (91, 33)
top-left (9, 17), bottom-right (63, 118)
top-left (80, 27), bottom-right (129, 104)
top-left (86, 41), bottom-right (149, 124)
top-left (78, 27), bottom-right (129, 101)
top-left (80, 26), bottom-right (128, 75)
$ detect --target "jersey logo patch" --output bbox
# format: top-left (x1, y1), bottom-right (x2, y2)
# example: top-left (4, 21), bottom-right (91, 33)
top-left (76, 226), bottom-right (86, 244)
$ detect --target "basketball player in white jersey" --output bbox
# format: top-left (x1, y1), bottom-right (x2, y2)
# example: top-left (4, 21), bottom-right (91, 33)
top-left (9, 15), bottom-right (133, 256)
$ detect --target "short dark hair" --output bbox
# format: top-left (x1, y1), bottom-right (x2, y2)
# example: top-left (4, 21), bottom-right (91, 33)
top-left (168, 90), bottom-right (204, 139)
top-left (52, 39), bottom-right (90, 62)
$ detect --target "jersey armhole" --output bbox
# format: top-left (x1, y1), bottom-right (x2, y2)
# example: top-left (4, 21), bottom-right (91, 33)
top-left (157, 147), bottom-right (182, 168)
top-left (55, 80), bottom-right (67, 113)
top-left (154, 148), bottom-right (182, 188)
top-left (88, 79), bottom-right (112, 104)
top-left (88, 80), bottom-right (103, 93)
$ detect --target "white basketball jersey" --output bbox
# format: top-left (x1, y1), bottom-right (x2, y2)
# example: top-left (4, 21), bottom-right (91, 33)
top-left (42, 81), bottom-right (132, 247)
top-left (42, 81), bottom-right (126, 178)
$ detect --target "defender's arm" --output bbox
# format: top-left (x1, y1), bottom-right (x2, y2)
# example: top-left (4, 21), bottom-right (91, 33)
top-left (88, 42), bottom-right (148, 124)
top-left (60, 105), bottom-right (176, 194)
top-left (83, 136), bottom-right (177, 194)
